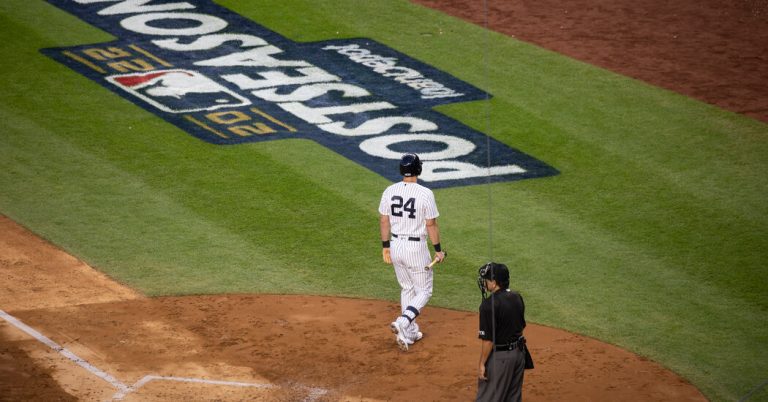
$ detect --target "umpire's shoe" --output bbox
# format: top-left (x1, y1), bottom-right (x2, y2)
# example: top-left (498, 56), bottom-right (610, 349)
top-left (390, 321), bottom-right (409, 351)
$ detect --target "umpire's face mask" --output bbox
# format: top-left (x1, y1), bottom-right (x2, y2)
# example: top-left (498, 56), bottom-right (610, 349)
top-left (477, 264), bottom-right (493, 299)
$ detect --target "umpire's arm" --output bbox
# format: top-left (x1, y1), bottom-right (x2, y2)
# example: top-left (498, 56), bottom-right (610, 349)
top-left (478, 339), bottom-right (493, 380)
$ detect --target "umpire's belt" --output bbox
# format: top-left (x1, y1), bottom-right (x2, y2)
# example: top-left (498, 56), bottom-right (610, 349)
top-left (495, 336), bottom-right (525, 352)
top-left (392, 234), bottom-right (422, 241)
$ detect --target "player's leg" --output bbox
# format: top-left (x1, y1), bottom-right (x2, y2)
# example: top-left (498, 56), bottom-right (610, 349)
top-left (394, 266), bottom-right (415, 314)
top-left (409, 264), bottom-right (434, 311)
top-left (389, 239), bottom-right (415, 350)
top-left (391, 239), bottom-right (416, 312)
top-left (403, 266), bottom-right (432, 341)
top-left (391, 263), bottom-right (415, 331)
top-left (404, 241), bottom-right (434, 312)
top-left (395, 242), bottom-right (433, 341)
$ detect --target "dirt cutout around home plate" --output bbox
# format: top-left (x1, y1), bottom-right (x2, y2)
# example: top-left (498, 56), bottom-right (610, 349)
top-left (0, 215), bottom-right (705, 401)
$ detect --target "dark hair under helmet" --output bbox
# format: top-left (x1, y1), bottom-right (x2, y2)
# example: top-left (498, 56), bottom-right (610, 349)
top-left (399, 153), bottom-right (422, 177)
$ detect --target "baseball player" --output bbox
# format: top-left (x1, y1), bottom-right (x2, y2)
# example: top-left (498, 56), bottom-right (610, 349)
top-left (379, 153), bottom-right (445, 351)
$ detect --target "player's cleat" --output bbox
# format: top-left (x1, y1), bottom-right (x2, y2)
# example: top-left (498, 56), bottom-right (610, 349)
top-left (404, 331), bottom-right (423, 345)
top-left (390, 321), bottom-right (409, 351)
top-left (396, 336), bottom-right (409, 351)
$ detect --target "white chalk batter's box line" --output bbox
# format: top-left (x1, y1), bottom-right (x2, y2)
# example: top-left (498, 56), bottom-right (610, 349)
top-left (0, 308), bottom-right (328, 401)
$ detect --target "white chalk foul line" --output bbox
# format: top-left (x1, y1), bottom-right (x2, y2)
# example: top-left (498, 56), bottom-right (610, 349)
top-left (303, 385), bottom-right (330, 401)
top-left (111, 375), bottom-right (329, 401)
top-left (0, 308), bottom-right (132, 394)
top-left (111, 375), bottom-right (278, 400)
top-left (0, 308), bottom-right (329, 401)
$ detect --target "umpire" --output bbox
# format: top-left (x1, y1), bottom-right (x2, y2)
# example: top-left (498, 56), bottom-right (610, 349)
top-left (476, 262), bottom-right (530, 402)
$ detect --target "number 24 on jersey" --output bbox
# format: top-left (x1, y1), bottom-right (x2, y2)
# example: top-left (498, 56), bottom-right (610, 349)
top-left (391, 196), bottom-right (416, 219)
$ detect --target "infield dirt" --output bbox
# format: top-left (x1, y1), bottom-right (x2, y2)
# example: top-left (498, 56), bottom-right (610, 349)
top-left (0, 215), bottom-right (706, 400)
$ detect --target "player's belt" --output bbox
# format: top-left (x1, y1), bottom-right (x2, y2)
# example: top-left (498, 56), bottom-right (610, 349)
top-left (392, 234), bottom-right (422, 241)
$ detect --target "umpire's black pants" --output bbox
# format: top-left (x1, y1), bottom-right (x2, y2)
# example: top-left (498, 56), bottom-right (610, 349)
top-left (476, 348), bottom-right (525, 402)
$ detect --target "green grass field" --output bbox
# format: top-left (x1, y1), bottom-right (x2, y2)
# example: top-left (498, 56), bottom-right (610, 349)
top-left (1, 1), bottom-right (766, 401)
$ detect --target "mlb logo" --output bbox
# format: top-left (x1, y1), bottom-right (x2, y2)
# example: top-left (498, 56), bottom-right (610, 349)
top-left (106, 69), bottom-right (250, 113)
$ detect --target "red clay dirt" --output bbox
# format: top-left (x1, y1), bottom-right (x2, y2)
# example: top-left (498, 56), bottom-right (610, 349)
top-left (412, 0), bottom-right (768, 123)
top-left (0, 215), bottom-right (706, 401)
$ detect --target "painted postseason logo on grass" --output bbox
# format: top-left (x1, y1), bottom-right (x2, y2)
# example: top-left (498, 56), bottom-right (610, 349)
top-left (42, 0), bottom-right (558, 188)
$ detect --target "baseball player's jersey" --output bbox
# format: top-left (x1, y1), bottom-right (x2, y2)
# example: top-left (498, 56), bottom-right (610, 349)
top-left (378, 181), bottom-right (439, 237)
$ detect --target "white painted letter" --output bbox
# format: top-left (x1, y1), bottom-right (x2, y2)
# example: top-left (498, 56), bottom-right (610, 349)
top-left (420, 161), bottom-right (525, 182)
top-left (319, 117), bottom-right (438, 137)
top-left (359, 134), bottom-right (474, 160)
top-left (280, 102), bottom-right (397, 125)
top-left (120, 12), bottom-right (227, 36)
top-left (97, 0), bottom-right (195, 15)
top-left (195, 46), bottom-right (311, 68)
top-left (251, 83), bottom-right (370, 102)
top-left (153, 34), bottom-right (267, 51)
top-left (222, 67), bottom-right (340, 90)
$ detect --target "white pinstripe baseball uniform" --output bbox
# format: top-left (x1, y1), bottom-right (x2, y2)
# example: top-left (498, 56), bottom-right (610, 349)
top-left (379, 181), bottom-right (439, 343)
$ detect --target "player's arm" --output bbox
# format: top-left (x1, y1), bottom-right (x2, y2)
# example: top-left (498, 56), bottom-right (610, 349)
top-left (380, 214), bottom-right (392, 264)
top-left (426, 218), bottom-right (445, 262)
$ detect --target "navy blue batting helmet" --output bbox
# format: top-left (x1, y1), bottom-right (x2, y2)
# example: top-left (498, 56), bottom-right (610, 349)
top-left (399, 153), bottom-right (422, 177)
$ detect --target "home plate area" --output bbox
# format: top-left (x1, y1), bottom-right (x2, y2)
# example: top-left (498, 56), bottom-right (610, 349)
top-left (113, 375), bottom-right (328, 401)
top-left (0, 309), bottom-right (328, 401)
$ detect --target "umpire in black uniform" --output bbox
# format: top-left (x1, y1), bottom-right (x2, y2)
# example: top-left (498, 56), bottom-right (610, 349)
top-left (476, 262), bottom-right (529, 402)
